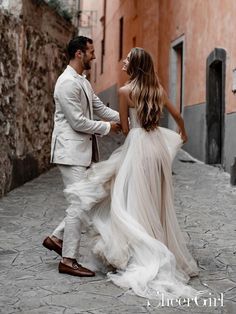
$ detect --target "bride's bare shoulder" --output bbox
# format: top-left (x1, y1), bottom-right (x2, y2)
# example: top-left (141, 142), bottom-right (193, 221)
top-left (119, 84), bottom-right (132, 95)
top-left (119, 85), bottom-right (134, 108)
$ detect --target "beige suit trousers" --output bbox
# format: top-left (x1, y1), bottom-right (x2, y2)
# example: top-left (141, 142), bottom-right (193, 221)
top-left (52, 165), bottom-right (87, 259)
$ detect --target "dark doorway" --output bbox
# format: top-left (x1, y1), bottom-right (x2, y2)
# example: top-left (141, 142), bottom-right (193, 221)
top-left (164, 38), bottom-right (185, 129)
top-left (206, 48), bottom-right (226, 166)
top-left (174, 42), bottom-right (184, 114)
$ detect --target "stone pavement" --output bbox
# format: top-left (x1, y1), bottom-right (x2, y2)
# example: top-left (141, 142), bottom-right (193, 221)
top-left (0, 134), bottom-right (236, 314)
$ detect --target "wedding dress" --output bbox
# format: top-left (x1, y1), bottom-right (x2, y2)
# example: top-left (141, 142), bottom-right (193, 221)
top-left (65, 108), bottom-right (200, 300)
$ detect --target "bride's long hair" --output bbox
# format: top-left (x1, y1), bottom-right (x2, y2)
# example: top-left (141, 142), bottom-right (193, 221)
top-left (127, 47), bottom-right (164, 131)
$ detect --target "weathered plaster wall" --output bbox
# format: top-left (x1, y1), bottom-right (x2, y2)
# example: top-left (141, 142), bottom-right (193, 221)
top-left (0, 0), bottom-right (75, 197)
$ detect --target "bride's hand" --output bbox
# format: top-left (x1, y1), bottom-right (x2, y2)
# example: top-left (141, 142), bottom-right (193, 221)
top-left (110, 122), bottom-right (122, 134)
top-left (180, 132), bottom-right (188, 143)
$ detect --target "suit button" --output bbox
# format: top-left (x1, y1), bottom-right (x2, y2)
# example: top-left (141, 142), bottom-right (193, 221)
top-left (90, 137), bottom-right (92, 140)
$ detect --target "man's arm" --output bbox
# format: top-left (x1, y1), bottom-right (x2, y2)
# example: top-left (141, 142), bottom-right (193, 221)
top-left (56, 79), bottom-right (110, 136)
top-left (92, 93), bottom-right (120, 123)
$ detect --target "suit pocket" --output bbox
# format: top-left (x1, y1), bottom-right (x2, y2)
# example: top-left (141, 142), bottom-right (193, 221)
top-left (57, 137), bottom-right (84, 151)
top-left (54, 136), bottom-right (79, 157)
top-left (61, 134), bottom-right (85, 141)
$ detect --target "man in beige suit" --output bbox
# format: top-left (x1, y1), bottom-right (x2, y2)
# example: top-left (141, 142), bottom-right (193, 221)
top-left (43, 36), bottom-right (120, 276)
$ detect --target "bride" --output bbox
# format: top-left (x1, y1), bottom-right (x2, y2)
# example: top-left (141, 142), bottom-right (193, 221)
top-left (65, 47), bottom-right (200, 300)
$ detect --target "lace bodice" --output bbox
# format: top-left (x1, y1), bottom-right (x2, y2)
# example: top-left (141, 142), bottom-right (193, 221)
top-left (129, 108), bottom-right (141, 129)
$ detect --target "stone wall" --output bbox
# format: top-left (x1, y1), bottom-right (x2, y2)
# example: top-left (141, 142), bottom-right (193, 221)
top-left (0, 0), bottom-right (75, 197)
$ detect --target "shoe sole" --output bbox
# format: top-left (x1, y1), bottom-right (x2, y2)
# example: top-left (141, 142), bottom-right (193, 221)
top-left (58, 268), bottom-right (95, 277)
top-left (42, 238), bottom-right (62, 256)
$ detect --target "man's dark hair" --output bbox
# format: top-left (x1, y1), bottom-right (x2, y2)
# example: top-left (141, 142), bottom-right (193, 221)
top-left (67, 36), bottom-right (93, 60)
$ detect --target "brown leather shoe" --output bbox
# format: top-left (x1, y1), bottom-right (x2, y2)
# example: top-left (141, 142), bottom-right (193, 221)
top-left (42, 236), bottom-right (62, 256)
top-left (58, 261), bottom-right (95, 277)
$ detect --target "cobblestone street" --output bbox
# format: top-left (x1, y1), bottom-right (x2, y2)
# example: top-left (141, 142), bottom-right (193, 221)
top-left (1, 134), bottom-right (236, 314)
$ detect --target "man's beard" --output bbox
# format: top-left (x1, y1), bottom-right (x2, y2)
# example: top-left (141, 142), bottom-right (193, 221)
top-left (83, 59), bottom-right (91, 70)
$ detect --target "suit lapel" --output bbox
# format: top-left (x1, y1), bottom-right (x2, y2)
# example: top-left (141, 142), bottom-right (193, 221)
top-left (65, 66), bottom-right (93, 119)
top-left (77, 77), bottom-right (93, 119)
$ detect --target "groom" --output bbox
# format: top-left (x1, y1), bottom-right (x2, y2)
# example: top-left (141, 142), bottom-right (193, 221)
top-left (43, 36), bottom-right (120, 276)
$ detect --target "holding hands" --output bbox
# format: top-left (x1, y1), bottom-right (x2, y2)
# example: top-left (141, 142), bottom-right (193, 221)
top-left (110, 122), bottom-right (122, 134)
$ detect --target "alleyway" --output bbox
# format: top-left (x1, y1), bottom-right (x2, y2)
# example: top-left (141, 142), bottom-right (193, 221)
top-left (0, 134), bottom-right (236, 314)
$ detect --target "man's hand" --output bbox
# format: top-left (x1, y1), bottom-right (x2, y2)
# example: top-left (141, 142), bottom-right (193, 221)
top-left (109, 122), bottom-right (122, 134)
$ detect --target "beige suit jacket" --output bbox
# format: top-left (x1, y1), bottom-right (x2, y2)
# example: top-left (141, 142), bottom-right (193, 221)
top-left (50, 65), bottom-right (119, 166)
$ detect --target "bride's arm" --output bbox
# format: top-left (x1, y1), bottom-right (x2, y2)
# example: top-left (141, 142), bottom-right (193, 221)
top-left (118, 87), bottom-right (130, 136)
top-left (163, 93), bottom-right (188, 143)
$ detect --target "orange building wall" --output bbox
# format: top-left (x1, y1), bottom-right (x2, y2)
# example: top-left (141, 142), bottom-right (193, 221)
top-left (79, 0), bottom-right (236, 172)
top-left (80, 0), bottom-right (236, 114)
top-left (158, 0), bottom-right (236, 113)
top-left (83, 0), bottom-right (159, 93)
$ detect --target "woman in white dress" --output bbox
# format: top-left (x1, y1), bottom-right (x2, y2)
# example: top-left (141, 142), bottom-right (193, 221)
top-left (65, 47), bottom-right (200, 300)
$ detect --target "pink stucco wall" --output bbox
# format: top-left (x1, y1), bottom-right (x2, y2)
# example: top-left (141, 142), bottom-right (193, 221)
top-left (82, 0), bottom-right (236, 114)
top-left (158, 0), bottom-right (236, 113)
top-left (82, 0), bottom-right (159, 92)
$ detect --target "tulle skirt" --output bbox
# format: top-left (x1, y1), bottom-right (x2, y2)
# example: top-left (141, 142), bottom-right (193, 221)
top-left (65, 127), bottom-right (200, 300)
